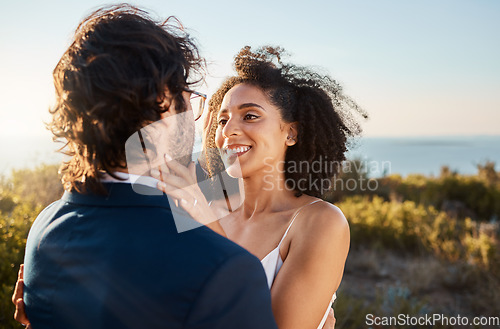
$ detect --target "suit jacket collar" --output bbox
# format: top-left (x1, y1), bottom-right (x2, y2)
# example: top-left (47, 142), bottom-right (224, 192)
top-left (61, 183), bottom-right (171, 209)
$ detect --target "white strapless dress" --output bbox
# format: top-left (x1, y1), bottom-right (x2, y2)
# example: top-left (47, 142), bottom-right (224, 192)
top-left (260, 200), bottom-right (336, 329)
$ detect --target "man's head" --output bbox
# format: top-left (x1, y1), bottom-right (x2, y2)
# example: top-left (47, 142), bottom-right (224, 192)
top-left (49, 4), bottom-right (203, 193)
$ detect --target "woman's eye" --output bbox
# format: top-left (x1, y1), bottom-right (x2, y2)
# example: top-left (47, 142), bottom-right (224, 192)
top-left (244, 114), bottom-right (259, 120)
top-left (218, 118), bottom-right (228, 125)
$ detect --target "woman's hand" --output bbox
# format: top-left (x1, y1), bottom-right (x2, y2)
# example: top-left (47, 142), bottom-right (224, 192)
top-left (152, 154), bottom-right (227, 237)
top-left (322, 308), bottom-right (335, 329)
top-left (12, 264), bottom-right (32, 328)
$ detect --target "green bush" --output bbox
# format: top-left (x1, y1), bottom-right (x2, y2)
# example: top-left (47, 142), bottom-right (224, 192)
top-left (0, 202), bottom-right (40, 328)
top-left (0, 164), bottom-right (60, 329)
top-left (8, 164), bottom-right (63, 208)
top-left (329, 160), bottom-right (500, 222)
top-left (340, 196), bottom-right (498, 269)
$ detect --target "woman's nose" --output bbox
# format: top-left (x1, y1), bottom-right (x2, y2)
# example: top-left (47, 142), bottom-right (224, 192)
top-left (222, 117), bottom-right (241, 138)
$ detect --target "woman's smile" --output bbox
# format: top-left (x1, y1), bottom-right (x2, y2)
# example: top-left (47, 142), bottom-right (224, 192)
top-left (222, 144), bottom-right (252, 157)
top-left (221, 144), bottom-right (253, 168)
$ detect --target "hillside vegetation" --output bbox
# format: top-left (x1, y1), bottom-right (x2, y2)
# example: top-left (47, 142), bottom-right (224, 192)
top-left (1, 162), bottom-right (499, 328)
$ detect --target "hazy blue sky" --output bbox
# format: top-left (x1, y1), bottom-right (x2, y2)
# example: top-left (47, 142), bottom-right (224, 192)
top-left (1, 0), bottom-right (499, 139)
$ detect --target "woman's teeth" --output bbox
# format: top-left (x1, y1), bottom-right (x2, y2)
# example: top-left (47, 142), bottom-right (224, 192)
top-left (226, 146), bottom-right (251, 155)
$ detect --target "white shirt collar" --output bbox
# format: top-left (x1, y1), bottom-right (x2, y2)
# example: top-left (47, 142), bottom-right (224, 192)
top-left (100, 171), bottom-right (159, 189)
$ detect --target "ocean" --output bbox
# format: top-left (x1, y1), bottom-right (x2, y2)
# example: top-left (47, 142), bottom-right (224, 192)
top-left (346, 135), bottom-right (500, 177)
top-left (1, 134), bottom-right (499, 178)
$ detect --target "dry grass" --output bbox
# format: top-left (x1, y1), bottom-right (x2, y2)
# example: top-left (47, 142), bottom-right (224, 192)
top-left (336, 248), bottom-right (500, 328)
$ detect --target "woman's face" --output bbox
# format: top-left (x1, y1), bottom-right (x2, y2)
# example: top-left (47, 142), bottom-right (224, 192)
top-left (215, 83), bottom-right (295, 178)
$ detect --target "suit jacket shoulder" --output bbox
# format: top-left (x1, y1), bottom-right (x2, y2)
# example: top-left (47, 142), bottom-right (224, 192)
top-left (23, 183), bottom-right (276, 329)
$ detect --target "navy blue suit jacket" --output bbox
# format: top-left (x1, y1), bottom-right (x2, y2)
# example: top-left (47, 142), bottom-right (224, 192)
top-left (23, 183), bottom-right (277, 329)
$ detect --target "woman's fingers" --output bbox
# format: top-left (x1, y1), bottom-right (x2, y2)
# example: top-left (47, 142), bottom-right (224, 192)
top-left (153, 167), bottom-right (191, 191)
top-left (12, 265), bottom-right (24, 304)
top-left (157, 181), bottom-right (193, 202)
top-left (157, 180), bottom-right (203, 213)
top-left (14, 298), bottom-right (30, 326)
top-left (181, 198), bottom-right (217, 223)
top-left (150, 155), bottom-right (198, 193)
top-left (152, 161), bottom-right (202, 201)
top-left (153, 163), bottom-right (200, 204)
top-left (163, 154), bottom-right (196, 184)
top-left (12, 265), bottom-right (30, 326)
top-left (188, 161), bottom-right (197, 180)
top-left (153, 156), bottom-right (219, 228)
top-left (158, 161), bottom-right (169, 177)
top-left (157, 181), bottom-right (216, 226)
top-left (12, 279), bottom-right (23, 305)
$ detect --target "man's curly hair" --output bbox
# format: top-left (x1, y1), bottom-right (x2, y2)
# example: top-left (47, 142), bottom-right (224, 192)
top-left (206, 46), bottom-right (367, 198)
top-left (49, 5), bottom-right (204, 194)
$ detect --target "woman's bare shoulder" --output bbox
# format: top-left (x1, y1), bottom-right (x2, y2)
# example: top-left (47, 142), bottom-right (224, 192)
top-left (292, 199), bottom-right (349, 245)
top-left (300, 199), bottom-right (348, 227)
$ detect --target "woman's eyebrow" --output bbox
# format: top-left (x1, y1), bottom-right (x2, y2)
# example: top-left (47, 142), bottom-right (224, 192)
top-left (238, 103), bottom-right (265, 111)
top-left (219, 103), bottom-right (265, 115)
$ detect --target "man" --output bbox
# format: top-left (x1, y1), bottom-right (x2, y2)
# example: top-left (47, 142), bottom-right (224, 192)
top-left (13, 5), bottom-right (277, 329)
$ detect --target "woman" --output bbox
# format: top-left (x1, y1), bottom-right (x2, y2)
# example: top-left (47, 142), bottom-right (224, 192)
top-left (154, 46), bottom-right (366, 329)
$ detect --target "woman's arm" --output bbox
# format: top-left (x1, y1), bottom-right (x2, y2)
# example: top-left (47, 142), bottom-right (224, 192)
top-left (270, 202), bottom-right (349, 329)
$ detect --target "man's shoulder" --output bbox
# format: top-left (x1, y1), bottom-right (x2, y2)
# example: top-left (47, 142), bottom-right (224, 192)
top-left (29, 188), bottom-right (257, 268)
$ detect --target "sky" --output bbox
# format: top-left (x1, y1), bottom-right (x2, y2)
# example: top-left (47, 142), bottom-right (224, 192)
top-left (0, 0), bottom-right (499, 141)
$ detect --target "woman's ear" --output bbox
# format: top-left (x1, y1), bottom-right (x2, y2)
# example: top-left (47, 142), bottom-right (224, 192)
top-left (285, 122), bottom-right (298, 146)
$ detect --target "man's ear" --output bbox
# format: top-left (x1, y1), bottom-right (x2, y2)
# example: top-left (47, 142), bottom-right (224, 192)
top-left (159, 103), bottom-right (175, 120)
top-left (158, 89), bottom-right (175, 119)
top-left (285, 122), bottom-right (298, 146)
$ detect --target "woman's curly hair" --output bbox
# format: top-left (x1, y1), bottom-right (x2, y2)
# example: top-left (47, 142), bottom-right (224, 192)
top-left (49, 5), bottom-right (204, 194)
top-left (206, 46), bottom-right (367, 198)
